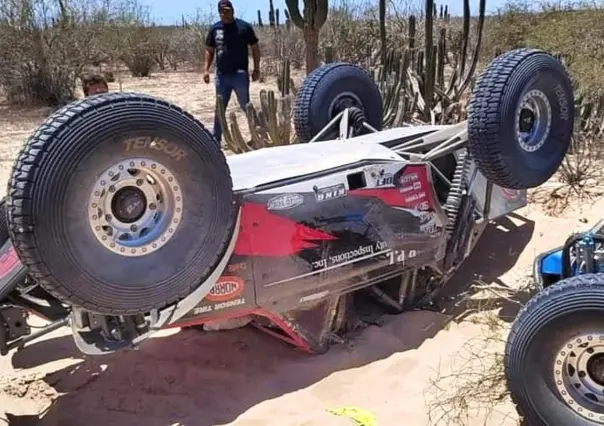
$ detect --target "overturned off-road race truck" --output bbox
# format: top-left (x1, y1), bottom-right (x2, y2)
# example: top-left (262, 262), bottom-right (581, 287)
top-left (0, 49), bottom-right (575, 357)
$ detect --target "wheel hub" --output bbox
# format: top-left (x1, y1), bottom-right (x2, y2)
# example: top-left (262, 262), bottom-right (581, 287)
top-left (88, 158), bottom-right (184, 257)
top-left (515, 89), bottom-right (552, 153)
top-left (111, 187), bottom-right (147, 223)
top-left (328, 92), bottom-right (363, 119)
top-left (553, 333), bottom-right (604, 423)
top-left (518, 108), bottom-right (535, 133)
top-left (588, 355), bottom-right (604, 386)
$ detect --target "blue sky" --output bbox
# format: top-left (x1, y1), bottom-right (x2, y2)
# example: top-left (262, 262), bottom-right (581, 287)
top-left (146, 0), bottom-right (509, 25)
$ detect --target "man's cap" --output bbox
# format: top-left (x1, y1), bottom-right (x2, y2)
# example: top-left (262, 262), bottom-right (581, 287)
top-left (218, 0), bottom-right (233, 10)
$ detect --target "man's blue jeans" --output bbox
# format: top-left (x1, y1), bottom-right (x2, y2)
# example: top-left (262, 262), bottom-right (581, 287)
top-left (213, 70), bottom-right (250, 144)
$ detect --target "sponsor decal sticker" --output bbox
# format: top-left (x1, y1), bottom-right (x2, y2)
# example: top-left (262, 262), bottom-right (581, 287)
top-left (227, 262), bottom-right (247, 273)
top-left (307, 240), bottom-right (433, 274)
top-left (405, 192), bottom-right (426, 203)
top-left (192, 297), bottom-right (246, 315)
top-left (0, 246), bottom-right (19, 278)
top-left (315, 183), bottom-right (347, 202)
top-left (375, 174), bottom-right (394, 187)
top-left (399, 172), bottom-right (419, 185)
top-left (388, 248), bottom-right (418, 265)
top-left (267, 193), bottom-right (304, 211)
top-left (206, 276), bottom-right (245, 302)
top-left (501, 188), bottom-right (520, 200)
top-left (416, 201), bottom-right (430, 211)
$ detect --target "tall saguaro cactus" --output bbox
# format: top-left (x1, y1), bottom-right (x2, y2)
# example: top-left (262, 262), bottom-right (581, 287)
top-left (379, 0), bottom-right (386, 63)
top-left (285, 0), bottom-right (328, 73)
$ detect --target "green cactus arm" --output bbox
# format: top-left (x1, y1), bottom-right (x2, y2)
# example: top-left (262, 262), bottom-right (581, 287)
top-left (408, 71), bottom-right (426, 114)
top-left (245, 104), bottom-right (269, 149)
top-left (285, 0), bottom-right (328, 29)
top-left (277, 96), bottom-right (293, 144)
top-left (216, 95), bottom-right (234, 150)
top-left (393, 97), bottom-right (408, 127)
top-left (229, 112), bottom-right (252, 153)
top-left (257, 10), bottom-right (263, 26)
top-left (284, 0), bottom-right (304, 28)
top-left (423, 0), bottom-right (434, 121)
top-left (456, 0), bottom-right (485, 96)
top-left (437, 28), bottom-right (446, 88)
top-left (315, 0), bottom-right (328, 29)
top-left (265, 91), bottom-right (281, 144)
top-left (458, 0), bottom-right (470, 79)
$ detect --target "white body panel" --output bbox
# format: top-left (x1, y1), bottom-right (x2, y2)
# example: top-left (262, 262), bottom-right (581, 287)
top-left (226, 125), bottom-right (446, 191)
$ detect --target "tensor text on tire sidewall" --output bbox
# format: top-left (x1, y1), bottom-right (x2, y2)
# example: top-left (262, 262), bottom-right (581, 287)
top-left (500, 62), bottom-right (573, 177)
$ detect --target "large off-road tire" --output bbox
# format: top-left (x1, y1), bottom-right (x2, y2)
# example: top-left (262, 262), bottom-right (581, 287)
top-left (468, 48), bottom-right (574, 189)
top-left (505, 274), bottom-right (604, 425)
top-left (293, 63), bottom-right (383, 142)
top-left (0, 196), bottom-right (8, 244)
top-left (6, 92), bottom-right (237, 315)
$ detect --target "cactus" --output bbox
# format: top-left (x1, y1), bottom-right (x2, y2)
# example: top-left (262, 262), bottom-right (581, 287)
top-left (379, 0), bottom-right (386, 63)
top-left (257, 10), bottom-right (263, 27)
top-left (324, 46), bottom-right (335, 63)
top-left (269, 0), bottom-right (276, 27)
top-left (277, 58), bottom-right (298, 97)
top-left (285, 0), bottom-right (329, 73)
top-left (284, 9), bottom-right (291, 29)
top-left (370, 0), bottom-right (485, 126)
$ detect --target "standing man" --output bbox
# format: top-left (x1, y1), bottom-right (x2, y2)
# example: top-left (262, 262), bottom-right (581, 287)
top-left (204, 0), bottom-right (261, 145)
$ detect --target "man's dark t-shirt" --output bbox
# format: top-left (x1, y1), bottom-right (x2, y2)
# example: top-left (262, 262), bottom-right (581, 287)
top-left (206, 18), bottom-right (259, 75)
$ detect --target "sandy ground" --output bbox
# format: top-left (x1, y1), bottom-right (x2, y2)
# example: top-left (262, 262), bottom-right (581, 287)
top-left (1, 70), bottom-right (604, 426)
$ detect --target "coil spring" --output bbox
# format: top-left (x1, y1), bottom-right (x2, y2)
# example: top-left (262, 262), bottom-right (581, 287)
top-left (444, 152), bottom-right (471, 237)
top-left (348, 107), bottom-right (366, 136)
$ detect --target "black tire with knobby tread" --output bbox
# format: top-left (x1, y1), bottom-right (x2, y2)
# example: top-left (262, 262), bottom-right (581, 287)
top-left (6, 92), bottom-right (237, 315)
top-left (293, 62), bottom-right (383, 142)
top-left (468, 48), bottom-right (574, 190)
top-left (0, 196), bottom-right (8, 244)
top-left (505, 273), bottom-right (604, 426)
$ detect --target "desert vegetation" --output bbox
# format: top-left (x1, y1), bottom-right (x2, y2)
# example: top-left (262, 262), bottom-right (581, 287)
top-left (2, 0), bottom-right (604, 189)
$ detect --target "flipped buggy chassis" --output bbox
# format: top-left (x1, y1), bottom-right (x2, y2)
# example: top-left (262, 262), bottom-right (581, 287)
top-left (0, 111), bottom-right (520, 356)
top-left (0, 48), bottom-right (574, 358)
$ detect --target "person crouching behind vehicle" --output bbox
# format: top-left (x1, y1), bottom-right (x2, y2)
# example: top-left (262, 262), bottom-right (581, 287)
top-left (81, 73), bottom-right (109, 97)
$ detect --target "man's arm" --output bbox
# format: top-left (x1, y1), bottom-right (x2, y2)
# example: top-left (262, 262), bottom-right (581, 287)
top-left (204, 47), bottom-right (215, 73)
top-left (204, 28), bottom-right (216, 75)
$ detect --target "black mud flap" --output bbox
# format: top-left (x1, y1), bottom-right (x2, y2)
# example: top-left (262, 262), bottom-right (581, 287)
top-left (0, 306), bottom-right (30, 356)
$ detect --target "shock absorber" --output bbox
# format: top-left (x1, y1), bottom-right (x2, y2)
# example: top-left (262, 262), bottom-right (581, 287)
top-left (594, 250), bottom-right (604, 273)
top-left (561, 232), bottom-right (604, 277)
top-left (444, 152), bottom-right (471, 237)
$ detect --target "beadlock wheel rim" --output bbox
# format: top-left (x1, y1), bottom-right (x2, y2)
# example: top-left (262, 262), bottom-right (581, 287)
top-left (515, 89), bottom-right (552, 153)
top-left (88, 157), bottom-right (183, 257)
top-left (553, 333), bottom-right (604, 423)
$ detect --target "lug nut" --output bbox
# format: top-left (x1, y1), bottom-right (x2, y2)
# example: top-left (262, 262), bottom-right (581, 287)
top-left (136, 179), bottom-right (144, 186)
top-left (130, 225), bottom-right (137, 232)
top-left (105, 214), bottom-right (112, 221)
top-left (149, 203), bottom-right (156, 210)
top-left (109, 186), bottom-right (116, 192)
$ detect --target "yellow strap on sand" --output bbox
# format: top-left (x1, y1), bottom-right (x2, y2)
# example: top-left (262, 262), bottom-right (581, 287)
top-left (325, 406), bottom-right (378, 426)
